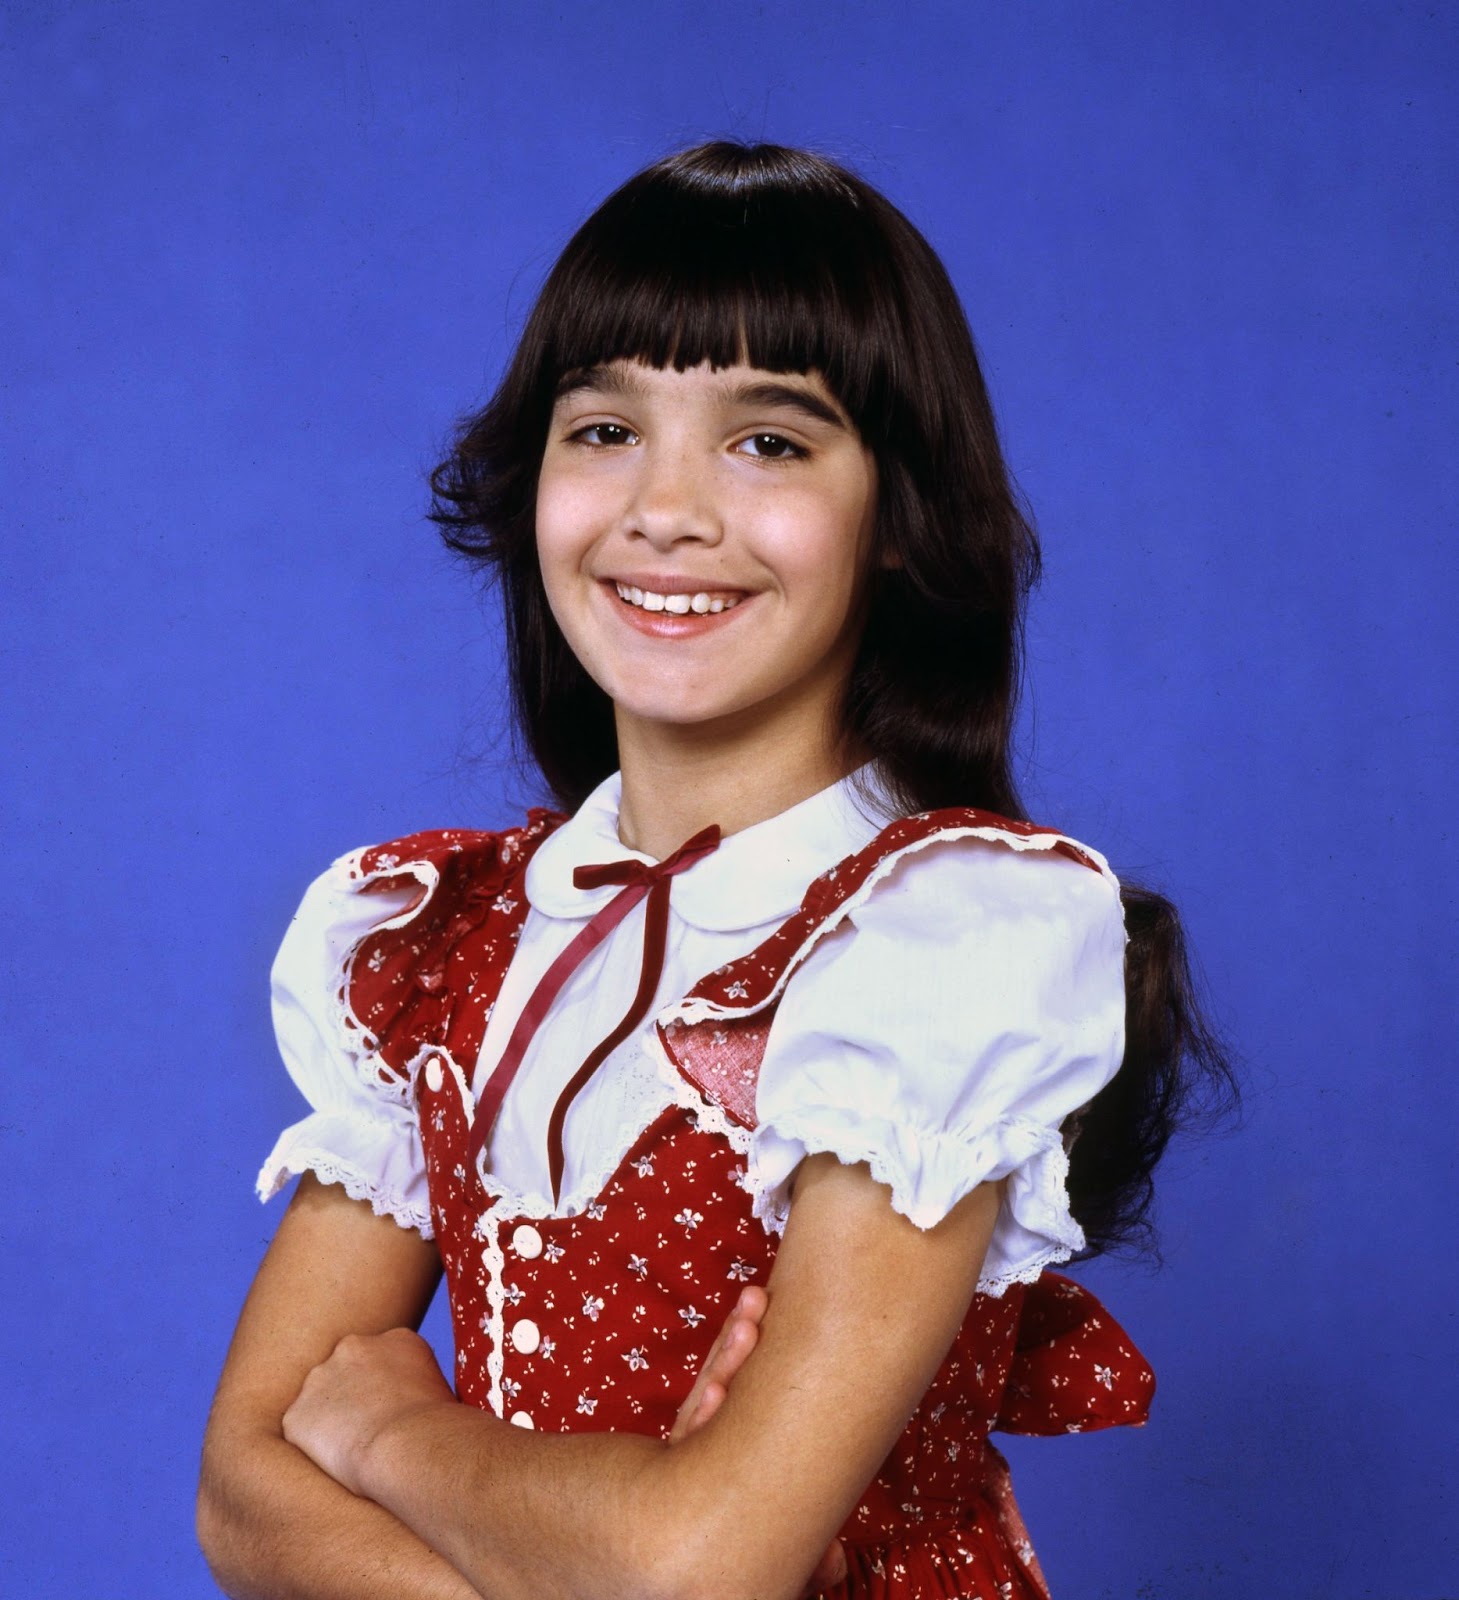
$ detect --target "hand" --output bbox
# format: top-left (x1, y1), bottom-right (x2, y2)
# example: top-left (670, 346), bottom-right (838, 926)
top-left (283, 1326), bottom-right (456, 1498)
top-left (671, 1288), bottom-right (848, 1595)
top-left (670, 1285), bottom-right (767, 1443)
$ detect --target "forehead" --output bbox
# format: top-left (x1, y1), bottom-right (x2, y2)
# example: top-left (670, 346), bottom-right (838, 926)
top-left (554, 359), bottom-right (853, 430)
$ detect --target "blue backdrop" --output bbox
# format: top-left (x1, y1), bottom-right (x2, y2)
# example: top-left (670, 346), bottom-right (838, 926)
top-left (3, 3), bottom-right (1456, 1595)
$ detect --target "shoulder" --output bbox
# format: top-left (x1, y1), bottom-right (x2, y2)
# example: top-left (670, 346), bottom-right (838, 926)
top-left (807, 806), bottom-right (1123, 953)
top-left (345, 810), bottom-right (566, 894)
top-left (274, 810), bottom-right (565, 1043)
top-left (277, 813), bottom-right (561, 967)
top-left (778, 809), bottom-right (1127, 1035)
top-left (674, 808), bottom-right (1122, 1025)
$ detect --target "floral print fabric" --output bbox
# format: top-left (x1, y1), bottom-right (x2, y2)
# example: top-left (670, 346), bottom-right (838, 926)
top-left (325, 812), bottom-right (1156, 1597)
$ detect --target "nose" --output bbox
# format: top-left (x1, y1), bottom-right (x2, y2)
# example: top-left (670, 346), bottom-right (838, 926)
top-left (622, 439), bottom-right (723, 551)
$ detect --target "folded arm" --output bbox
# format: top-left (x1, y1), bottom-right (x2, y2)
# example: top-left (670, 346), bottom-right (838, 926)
top-left (197, 1174), bottom-right (481, 1600)
top-left (288, 1154), bottom-right (1000, 1600)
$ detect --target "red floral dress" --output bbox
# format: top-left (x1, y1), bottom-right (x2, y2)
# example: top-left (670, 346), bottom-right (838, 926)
top-left (329, 808), bottom-right (1155, 1599)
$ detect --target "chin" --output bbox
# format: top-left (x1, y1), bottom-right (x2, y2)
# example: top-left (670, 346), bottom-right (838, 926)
top-left (596, 669), bottom-right (739, 727)
top-left (616, 700), bottom-right (732, 730)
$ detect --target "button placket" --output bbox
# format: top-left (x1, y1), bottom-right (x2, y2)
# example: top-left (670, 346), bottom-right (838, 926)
top-left (499, 1217), bottom-right (563, 1413)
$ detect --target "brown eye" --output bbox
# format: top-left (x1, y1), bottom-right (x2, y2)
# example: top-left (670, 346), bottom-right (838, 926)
top-left (738, 433), bottom-right (805, 460)
top-left (574, 423), bottom-right (637, 447)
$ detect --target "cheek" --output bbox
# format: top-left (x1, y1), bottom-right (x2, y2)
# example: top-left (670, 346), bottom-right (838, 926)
top-left (772, 489), bottom-right (875, 607)
top-left (535, 470), bottom-right (603, 592)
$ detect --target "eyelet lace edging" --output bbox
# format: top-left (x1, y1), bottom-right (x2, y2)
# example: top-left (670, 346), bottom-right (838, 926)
top-left (256, 1145), bottom-right (435, 1236)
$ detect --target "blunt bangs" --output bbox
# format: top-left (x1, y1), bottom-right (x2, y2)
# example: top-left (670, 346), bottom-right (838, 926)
top-left (525, 144), bottom-right (909, 440)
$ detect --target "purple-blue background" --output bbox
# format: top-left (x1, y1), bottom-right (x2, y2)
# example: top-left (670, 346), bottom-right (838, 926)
top-left (3, 3), bottom-right (1456, 1594)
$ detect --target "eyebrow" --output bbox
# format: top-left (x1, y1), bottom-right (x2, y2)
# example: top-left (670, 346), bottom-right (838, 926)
top-left (553, 364), bottom-right (850, 432)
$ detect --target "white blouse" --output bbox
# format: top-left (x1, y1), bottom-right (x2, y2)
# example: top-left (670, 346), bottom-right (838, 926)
top-left (259, 766), bottom-right (1128, 1295)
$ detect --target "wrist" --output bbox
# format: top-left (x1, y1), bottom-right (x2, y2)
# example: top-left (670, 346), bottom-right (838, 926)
top-left (357, 1394), bottom-right (467, 1507)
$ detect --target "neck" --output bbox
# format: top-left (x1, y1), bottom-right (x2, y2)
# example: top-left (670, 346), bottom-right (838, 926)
top-left (613, 708), bottom-right (861, 860)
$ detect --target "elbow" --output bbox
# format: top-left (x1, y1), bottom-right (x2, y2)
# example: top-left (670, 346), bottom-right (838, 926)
top-left (195, 1475), bottom-right (244, 1597)
top-left (195, 1434), bottom-right (261, 1600)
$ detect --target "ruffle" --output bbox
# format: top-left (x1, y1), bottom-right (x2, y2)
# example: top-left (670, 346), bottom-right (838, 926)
top-left (746, 1109), bottom-right (1087, 1297)
top-left (256, 1106), bottom-right (435, 1235)
top-left (662, 811), bottom-right (1122, 1037)
top-left (996, 1272), bottom-right (1156, 1434)
top-left (258, 820), bottom-right (556, 1232)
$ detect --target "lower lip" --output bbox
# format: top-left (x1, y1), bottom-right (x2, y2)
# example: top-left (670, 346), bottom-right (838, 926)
top-left (601, 583), bottom-right (753, 638)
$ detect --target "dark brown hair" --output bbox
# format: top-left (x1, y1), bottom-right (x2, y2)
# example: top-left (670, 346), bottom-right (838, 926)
top-left (430, 140), bottom-right (1235, 1256)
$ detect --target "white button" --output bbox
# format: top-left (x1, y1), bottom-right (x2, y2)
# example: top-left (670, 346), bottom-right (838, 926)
top-left (512, 1224), bottom-right (544, 1260)
top-left (424, 1056), bottom-right (444, 1093)
top-left (510, 1410), bottom-right (535, 1429)
top-left (510, 1318), bottom-right (541, 1355)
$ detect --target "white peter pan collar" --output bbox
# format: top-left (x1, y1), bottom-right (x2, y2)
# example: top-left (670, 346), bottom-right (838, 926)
top-left (524, 765), bottom-right (899, 933)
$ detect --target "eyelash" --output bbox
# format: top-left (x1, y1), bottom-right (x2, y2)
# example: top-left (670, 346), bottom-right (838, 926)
top-left (740, 433), bottom-right (808, 462)
top-left (566, 423), bottom-right (809, 462)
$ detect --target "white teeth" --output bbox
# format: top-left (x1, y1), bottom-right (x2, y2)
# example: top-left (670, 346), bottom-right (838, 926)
top-left (614, 582), bottom-right (741, 614)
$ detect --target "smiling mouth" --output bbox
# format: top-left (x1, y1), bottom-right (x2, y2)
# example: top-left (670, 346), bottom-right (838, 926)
top-left (613, 581), bottom-right (744, 615)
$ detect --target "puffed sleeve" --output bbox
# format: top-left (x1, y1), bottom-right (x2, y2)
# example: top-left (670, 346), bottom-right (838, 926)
top-left (749, 834), bottom-right (1127, 1294)
top-left (255, 855), bottom-right (435, 1235)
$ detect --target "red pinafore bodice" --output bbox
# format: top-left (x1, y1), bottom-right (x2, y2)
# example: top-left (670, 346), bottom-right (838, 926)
top-left (341, 809), bottom-right (1155, 1598)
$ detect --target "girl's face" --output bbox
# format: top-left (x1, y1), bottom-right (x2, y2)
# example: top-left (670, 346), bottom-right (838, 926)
top-left (536, 358), bottom-right (879, 760)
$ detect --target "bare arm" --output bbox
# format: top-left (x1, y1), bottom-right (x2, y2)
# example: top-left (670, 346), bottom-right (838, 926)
top-left (197, 1174), bottom-right (481, 1600)
top-left (286, 1154), bottom-right (1000, 1600)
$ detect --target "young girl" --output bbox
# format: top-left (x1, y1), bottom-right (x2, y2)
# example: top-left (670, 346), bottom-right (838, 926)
top-left (199, 141), bottom-right (1228, 1600)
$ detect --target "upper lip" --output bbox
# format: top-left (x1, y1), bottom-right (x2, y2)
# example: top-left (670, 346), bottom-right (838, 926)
top-left (602, 574), bottom-right (752, 595)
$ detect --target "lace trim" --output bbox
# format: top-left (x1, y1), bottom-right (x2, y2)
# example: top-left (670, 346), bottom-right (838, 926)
top-left (665, 821), bottom-right (1124, 1032)
top-left (478, 1206), bottom-right (508, 1418)
top-left (975, 1241), bottom-right (1078, 1299)
top-left (551, 1041), bottom-right (692, 1214)
top-left (327, 848), bottom-right (448, 1109)
top-left (741, 1108), bottom-right (1086, 1298)
top-left (977, 1130), bottom-right (1089, 1297)
top-left (435, 1049), bottom-right (476, 1122)
top-left (255, 1146), bottom-right (435, 1237)
top-left (455, 1037), bottom-right (680, 1229)
top-left (647, 1026), bottom-right (754, 1158)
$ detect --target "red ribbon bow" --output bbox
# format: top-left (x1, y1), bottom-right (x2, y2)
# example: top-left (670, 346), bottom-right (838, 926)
top-left (467, 824), bottom-right (722, 1204)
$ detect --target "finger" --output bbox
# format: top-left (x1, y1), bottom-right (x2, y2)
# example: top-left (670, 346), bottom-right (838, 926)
top-left (733, 1284), bottom-right (769, 1324)
top-left (673, 1319), bottom-right (762, 1443)
top-left (670, 1357), bottom-right (720, 1444)
top-left (671, 1327), bottom-right (734, 1444)
top-left (670, 1289), bottom-right (762, 1443)
top-left (671, 1370), bottom-right (730, 1444)
top-left (695, 1291), bottom-right (767, 1405)
top-left (691, 1379), bottom-right (725, 1428)
top-left (802, 1537), bottom-right (848, 1595)
top-left (703, 1310), bottom-right (759, 1386)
